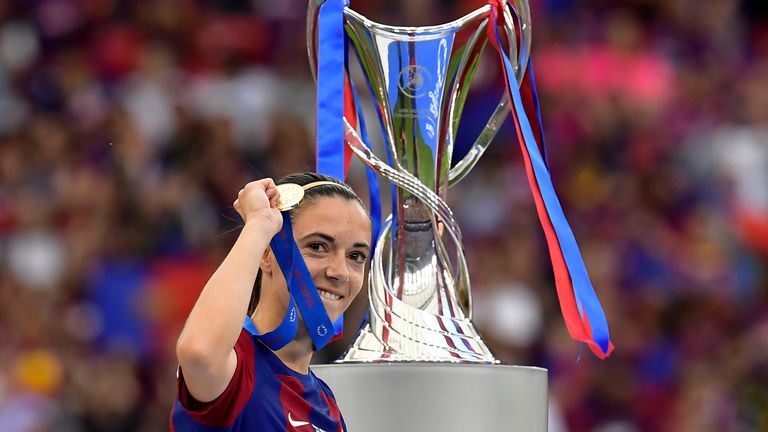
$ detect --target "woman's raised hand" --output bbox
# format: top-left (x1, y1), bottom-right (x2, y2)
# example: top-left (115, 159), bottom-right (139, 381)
top-left (233, 178), bottom-right (283, 236)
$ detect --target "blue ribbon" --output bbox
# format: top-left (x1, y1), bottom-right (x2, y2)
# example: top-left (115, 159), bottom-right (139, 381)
top-left (265, 211), bottom-right (343, 350)
top-left (247, 296), bottom-right (298, 351)
top-left (490, 14), bottom-right (611, 355)
top-left (526, 61), bottom-right (549, 167)
top-left (316, 0), bottom-right (349, 180)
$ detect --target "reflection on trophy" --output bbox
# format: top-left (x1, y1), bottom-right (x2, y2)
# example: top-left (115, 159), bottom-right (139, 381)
top-left (309, 1), bottom-right (611, 430)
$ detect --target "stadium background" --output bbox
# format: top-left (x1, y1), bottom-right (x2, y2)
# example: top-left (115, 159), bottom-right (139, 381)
top-left (0, 0), bottom-right (766, 430)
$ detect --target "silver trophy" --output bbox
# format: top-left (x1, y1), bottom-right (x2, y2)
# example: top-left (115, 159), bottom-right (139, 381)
top-left (308, 3), bottom-right (549, 430)
top-left (308, 2), bottom-right (532, 363)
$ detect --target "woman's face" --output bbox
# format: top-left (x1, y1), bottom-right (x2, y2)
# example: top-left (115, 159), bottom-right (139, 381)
top-left (267, 195), bottom-right (371, 322)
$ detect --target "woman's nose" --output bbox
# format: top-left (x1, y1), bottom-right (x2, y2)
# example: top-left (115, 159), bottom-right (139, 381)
top-left (325, 253), bottom-right (350, 283)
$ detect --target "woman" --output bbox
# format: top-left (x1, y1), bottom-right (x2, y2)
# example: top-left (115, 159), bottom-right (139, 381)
top-left (171, 172), bottom-right (371, 431)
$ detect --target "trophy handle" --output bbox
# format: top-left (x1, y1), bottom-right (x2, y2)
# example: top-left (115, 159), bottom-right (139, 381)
top-left (342, 121), bottom-right (462, 247)
top-left (447, 0), bottom-right (531, 187)
top-left (306, 0), bottom-right (324, 80)
top-left (343, 120), bottom-right (473, 316)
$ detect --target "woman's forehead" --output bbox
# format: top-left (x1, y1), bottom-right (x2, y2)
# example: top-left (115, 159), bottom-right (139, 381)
top-left (293, 196), bottom-right (371, 238)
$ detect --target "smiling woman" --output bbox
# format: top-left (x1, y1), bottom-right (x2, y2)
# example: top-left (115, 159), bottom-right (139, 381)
top-left (171, 172), bottom-right (371, 432)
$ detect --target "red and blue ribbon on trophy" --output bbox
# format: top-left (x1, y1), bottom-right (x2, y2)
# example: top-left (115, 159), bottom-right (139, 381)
top-left (484, 0), bottom-right (613, 359)
top-left (306, 0), bottom-right (614, 359)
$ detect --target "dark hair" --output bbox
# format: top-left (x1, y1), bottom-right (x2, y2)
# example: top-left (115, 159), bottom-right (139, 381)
top-left (247, 172), bottom-right (367, 315)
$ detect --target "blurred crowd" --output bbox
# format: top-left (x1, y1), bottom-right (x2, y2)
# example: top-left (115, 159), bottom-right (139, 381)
top-left (0, 0), bottom-right (766, 431)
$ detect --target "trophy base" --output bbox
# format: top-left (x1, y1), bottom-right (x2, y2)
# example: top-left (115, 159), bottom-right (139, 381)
top-left (312, 363), bottom-right (548, 431)
top-left (339, 325), bottom-right (498, 363)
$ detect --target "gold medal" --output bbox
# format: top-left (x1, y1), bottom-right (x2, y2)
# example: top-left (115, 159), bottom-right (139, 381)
top-left (276, 183), bottom-right (305, 211)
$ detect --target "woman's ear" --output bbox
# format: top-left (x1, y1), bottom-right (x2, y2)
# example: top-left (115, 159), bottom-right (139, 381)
top-left (259, 248), bottom-right (273, 276)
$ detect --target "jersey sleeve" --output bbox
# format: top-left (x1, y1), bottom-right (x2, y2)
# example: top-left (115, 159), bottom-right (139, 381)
top-left (176, 329), bottom-right (255, 427)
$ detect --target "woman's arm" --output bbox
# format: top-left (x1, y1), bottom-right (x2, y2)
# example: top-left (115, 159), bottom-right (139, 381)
top-left (175, 179), bottom-right (282, 403)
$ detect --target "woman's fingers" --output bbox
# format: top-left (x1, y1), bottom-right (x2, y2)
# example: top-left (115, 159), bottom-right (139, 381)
top-left (263, 180), bottom-right (280, 208)
top-left (268, 192), bottom-right (280, 209)
top-left (234, 178), bottom-right (285, 221)
top-left (263, 178), bottom-right (277, 189)
top-left (232, 179), bottom-right (284, 234)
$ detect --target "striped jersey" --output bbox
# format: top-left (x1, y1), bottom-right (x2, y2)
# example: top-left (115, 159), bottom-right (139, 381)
top-left (171, 323), bottom-right (345, 431)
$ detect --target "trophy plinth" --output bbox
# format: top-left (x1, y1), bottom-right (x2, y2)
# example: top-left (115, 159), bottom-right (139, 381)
top-left (313, 363), bottom-right (548, 431)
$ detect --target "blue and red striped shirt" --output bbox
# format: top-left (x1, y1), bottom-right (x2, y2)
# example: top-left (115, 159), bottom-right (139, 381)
top-left (171, 323), bottom-right (346, 431)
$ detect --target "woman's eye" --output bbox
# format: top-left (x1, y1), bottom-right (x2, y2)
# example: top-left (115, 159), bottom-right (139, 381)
top-left (349, 252), bottom-right (367, 264)
top-left (308, 243), bottom-right (327, 253)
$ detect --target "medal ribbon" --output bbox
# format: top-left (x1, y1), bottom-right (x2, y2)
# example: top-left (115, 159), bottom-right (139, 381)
top-left (246, 296), bottom-right (299, 351)
top-left (487, 0), bottom-right (613, 358)
top-left (264, 211), bottom-right (343, 350)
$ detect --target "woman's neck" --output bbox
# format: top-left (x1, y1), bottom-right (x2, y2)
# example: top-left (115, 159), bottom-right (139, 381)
top-left (274, 326), bottom-right (314, 374)
top-left (250, 311), bottom-right (314, 374)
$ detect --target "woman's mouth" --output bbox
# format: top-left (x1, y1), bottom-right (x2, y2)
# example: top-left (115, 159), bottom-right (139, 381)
top-left (318, 289), bottom-right (342, 301)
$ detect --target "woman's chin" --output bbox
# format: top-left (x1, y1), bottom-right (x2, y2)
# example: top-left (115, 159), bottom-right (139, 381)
top-left (320, 299), bottom-right (344, 321)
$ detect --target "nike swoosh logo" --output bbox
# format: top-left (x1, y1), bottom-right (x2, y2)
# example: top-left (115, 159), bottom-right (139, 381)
top-left (288, 412), bottom-right (310, 427)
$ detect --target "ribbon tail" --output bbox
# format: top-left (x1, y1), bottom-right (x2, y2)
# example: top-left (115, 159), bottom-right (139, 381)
top-left (486, 4), bottom-right (613, 358)
top-left (520, 60), bottom-right (548, 167)
top-left (316, 0), bottom-right (347, 180)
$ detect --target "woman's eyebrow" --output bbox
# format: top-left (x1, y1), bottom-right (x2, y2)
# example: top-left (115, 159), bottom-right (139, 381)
top-left (299, 232), bottom-right (371, 252)
top-left (353, 242), bottom-right (371, 252)
top-left (299, 232), bottom-right (335, 244)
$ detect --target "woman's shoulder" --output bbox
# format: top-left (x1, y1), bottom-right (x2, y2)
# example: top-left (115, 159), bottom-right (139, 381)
top-left (173, 328), bottom-right (258, 428)
top-left (308, 369), bottom-right (338, 398)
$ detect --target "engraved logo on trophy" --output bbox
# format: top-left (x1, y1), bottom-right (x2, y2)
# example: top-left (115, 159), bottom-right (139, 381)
top-left (398, 65), bottom-right (431, 98)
